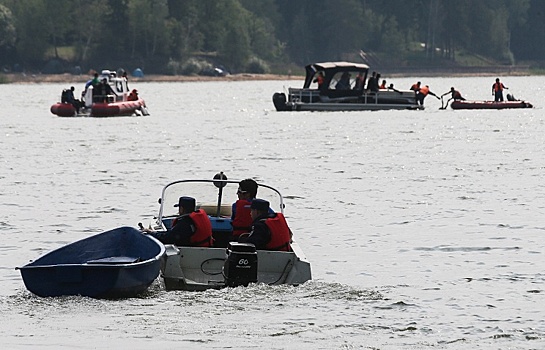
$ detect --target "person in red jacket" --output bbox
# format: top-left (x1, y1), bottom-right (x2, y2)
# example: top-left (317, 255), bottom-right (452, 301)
top-left (143, 196), bottom-right (213, 247)
top-left (239, 199), bottom-right (292, 251)
top-left (492, 78), bottom-right (508, 102)
top-left (231, 179), bottom-right (259, 239)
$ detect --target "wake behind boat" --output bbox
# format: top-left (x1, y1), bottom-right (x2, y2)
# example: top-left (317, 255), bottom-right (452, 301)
top-left (272, 61), bottom-right (421, 111)
top-left (143, 173), bottom-right (312, 291)
top-left (50, 69), bottom-right (149, 117)
top-left (16, 226), bottom-right (165, 298)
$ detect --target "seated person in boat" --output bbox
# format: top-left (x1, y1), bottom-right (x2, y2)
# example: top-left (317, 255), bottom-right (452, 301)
top-left (238, 199), bottom-right (291, 251)
top-left (231, 179), bottom-right (258, 240)
top-left (313, 71), bottom-right (325, 90)
top-left (61, 86), bottom-right (82, 113)
top-left (143, 196), bottom-right (213, 247)
top-left (335, 72), bottom-right (351, 90)
top-left (127, 89), bottom-right (139, 101)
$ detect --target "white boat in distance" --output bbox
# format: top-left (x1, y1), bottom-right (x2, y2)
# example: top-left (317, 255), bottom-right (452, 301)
top-left (143, 173), bottom-right (312, 291)
top-left (273, 61), bottom-right (421, 111)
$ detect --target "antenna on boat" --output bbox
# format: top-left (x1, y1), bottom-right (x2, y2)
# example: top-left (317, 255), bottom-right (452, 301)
top-left (213, 172), bottom-right (227, 217)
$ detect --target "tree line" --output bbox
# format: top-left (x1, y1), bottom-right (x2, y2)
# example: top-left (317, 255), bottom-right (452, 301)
top-left (0, 0), bottom-right (544, 75)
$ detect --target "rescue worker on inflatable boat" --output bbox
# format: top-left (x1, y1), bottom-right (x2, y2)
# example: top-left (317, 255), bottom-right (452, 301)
top-left (492, 78), bottom-right (508, 102)
top-left (142, 196), bottom-right (213, 247)
top-left (441, 87), bottom-right (465, 103)
top-left (238, 199), bottom-right (292, 251)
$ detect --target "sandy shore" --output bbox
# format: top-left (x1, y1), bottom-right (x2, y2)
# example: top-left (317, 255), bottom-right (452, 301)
top-left (2, 66), bottom-right (533, 84)
top-left (2, 73), bottom-right (303, 84)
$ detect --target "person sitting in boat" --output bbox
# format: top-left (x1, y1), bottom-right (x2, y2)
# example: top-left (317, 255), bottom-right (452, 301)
top-left (142, 196), bottom-right (214, 247)
top-left (387, 83), bottom-right (402, 94)
top-left (353, 72), bottom-right (365, 90)
top-left (492, 78), bottom-right (508, 102)
top-left (127, 89), bottom-right (139, 101)
top-left (416, 85), bottom-right (440, 106)
top-left (379, 79), bottom-right (387, 89)
top-left (61, 86), bottom-right (81, 113)
top-left (231, 179), bottom-right (259, 240)
top-left (238, 199), bottom-right (291, 251)
top-left (335, 72), bottom-right (351, 90)
top-left (313, 71), bottom-right (325, 90)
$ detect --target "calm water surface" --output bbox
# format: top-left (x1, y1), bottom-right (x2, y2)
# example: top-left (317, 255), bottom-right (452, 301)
top-left (1, 76), bottom-right (545, 349)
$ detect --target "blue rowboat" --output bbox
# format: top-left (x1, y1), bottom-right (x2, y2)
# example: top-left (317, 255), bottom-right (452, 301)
top-left (16, 226), bottom-right (165, 298)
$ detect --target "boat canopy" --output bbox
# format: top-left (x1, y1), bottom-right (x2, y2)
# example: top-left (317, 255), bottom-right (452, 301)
top-left (303, 61), bottom-right (370, 88)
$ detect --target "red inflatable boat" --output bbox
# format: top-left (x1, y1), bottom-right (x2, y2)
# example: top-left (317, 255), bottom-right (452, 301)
top-left (450, 100), bottom-right (533, 110)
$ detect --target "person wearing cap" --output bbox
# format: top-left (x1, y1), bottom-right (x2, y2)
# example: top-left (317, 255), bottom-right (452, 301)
top-left (230, 178), bottom-right (259, 240)
top-left (142, 196), bottom-right (213, 247)
top-left (238, 199), bottom-right (291, 251)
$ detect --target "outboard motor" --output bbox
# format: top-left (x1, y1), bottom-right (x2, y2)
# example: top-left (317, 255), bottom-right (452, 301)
top-left (223, 242), bottom-right (257, 287)
top-left (272, 92), bottom-right (288, 111)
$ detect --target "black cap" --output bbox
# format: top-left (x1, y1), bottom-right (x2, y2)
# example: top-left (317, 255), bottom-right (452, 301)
top-left (174, 196), bottom-right (196, 211)
top-left (250, 199), bottom-right (269, 211)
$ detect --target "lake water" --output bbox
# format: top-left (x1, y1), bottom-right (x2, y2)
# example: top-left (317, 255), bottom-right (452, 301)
top-left (1, 76), bottom-right (544, 349)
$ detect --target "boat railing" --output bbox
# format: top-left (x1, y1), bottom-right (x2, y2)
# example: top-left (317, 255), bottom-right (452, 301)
top-left (288, 88), bottom-right (320, 103)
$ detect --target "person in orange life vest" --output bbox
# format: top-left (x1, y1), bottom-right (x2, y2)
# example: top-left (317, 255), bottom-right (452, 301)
top-left (441, 87), bottom-right (465, 103)
top-left (238, 199), bottom-right (292, 251)
top-left (128, 89), bottom-right (138, 101)
top-left (231, 179), bottom-right (259, 239)
top-left (379, 79), bottom-right (387, 89)
top-left (492, 78), bottom-right (508, 102)
top-left (410, 81), bottom-right (421, 92)
top-left (416, 84), bottom-right (439, 105)
top-left (142, 196), bottom-right (213, 247)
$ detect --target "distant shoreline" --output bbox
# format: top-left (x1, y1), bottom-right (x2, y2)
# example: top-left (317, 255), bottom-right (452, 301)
top-left (2, 67), bottom-right (534, 84)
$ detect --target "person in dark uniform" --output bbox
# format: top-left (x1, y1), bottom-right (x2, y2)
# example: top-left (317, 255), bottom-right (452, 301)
top-left (238, 199), bottom-right (291, 251)
top-left (143, 196), bottom-right (213, 247)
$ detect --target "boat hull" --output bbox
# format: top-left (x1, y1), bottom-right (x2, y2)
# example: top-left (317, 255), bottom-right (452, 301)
top-left (50, 99), bottom-right (148, 117)
top-left (451, 100), bottom-right (533, 110)
top-left (17, 226), bottom-right (165, 298)
top-left (161, 242), bottom-right (312, 291)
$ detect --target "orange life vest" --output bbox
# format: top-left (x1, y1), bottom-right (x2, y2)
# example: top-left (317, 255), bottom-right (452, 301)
top-left (419, 85), bottom-right (430, 96)
top-left (231, 199), bottom-right (252, 237)
top-left (189, 209), bottom-right (213, 247)
top-left (411, 83), bottom-right (420, 91)
top-left (493, 82), bottom-right (504, 92)
top-left (263, 213), bottom-right (291, 251)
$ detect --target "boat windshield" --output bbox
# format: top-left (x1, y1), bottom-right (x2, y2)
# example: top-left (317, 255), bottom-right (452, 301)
top-left (328, 70), bottom-right (366, 90)
top-left (157, 180), bottom-right (284, 221)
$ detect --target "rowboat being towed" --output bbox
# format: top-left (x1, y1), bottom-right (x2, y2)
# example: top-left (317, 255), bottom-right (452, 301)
top-left (17, 226), bottom-right (165, 298)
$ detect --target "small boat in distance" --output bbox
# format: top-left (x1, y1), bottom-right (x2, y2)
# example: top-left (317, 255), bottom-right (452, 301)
top-left (144, 173), bottom-right (312, 291)
top-left (272, 61), bottom-right (421, 111)
top-left (50, 69), bottom-right (150, 117)
top-left (17, 226), bottom-right (165, 298)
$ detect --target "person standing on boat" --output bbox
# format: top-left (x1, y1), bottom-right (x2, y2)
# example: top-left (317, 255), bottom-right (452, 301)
top-left (238, 199), bottom-right (291, 251)
top-left (231, 179), bottom-right (258, 240)
top-left (96, 78), bottom-right (118, 102)
top-left (410, 81), bottom-right (421, 92)
top-left (142, 196), bottom-right (213, 247)
top-left (492, 78), bottom-right (508, 102)
top-left (416, 85), bottom-right (440, 106)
